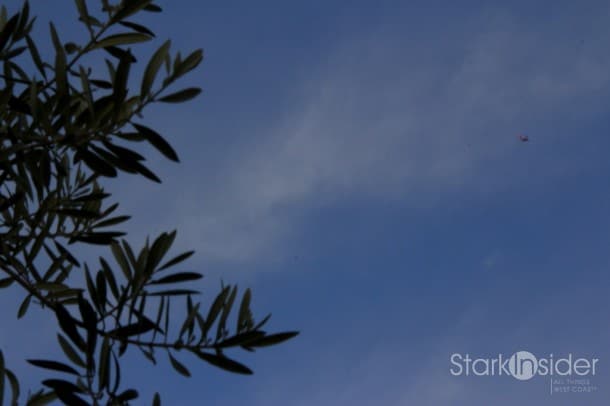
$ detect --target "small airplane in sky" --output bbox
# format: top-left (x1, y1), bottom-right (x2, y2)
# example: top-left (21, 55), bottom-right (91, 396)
top-left (517, 134), bottom-right (529, 142)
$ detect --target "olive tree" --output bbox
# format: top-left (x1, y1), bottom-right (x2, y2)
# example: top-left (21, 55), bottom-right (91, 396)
top-left (0, 1), bottom-right (298, 404)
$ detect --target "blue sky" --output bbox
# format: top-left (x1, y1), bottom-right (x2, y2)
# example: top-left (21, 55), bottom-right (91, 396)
top-left (2, 0), bottom-right (610, 405)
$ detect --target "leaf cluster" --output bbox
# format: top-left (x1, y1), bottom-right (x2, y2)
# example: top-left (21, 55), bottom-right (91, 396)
top-left (0, 1), bottom-right (298, 405)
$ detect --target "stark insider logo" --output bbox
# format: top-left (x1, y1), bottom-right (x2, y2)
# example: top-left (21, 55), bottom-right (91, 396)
top-left (450, 351), bottom-right (599, 381)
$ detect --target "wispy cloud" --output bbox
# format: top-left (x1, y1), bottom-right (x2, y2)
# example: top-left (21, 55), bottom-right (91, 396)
top-left (118, 5), bottom-right (610, 265)
top-left (247, 275), bottom-right (610, 406)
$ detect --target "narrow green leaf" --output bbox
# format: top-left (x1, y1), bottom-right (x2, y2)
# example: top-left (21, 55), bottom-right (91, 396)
top-left (178, 302), bottom-right (200, 340)
top-left (16, 0), bottom-right (29, 32)
top-left (117, 389), bottom-right (139, 402)
top-left (46, 289), bottom-right (84, 301)
top-left (27, 359), bottom-right (79, 376)
top-left (84, 265), bottom-right (98, 307)
top-left (0, 14), bottom-right (18, 52)
top-left (139, 345), bottom-right (157, 365)
top-left (93, 215), bottom-right (130, 230)
top-left (150, 272), bottom-right (202, 285)
top-left (132, 123), bottom-right (179, 162)
top-left (42, 380), bottom-right (87, 406)
top-left (78, 297), bottom-right (97, 372)
top-left (111, 350), bottom-right (121, 394)
top-left (55, 305), bottom-right (86, 351)
top-left (90, 79), bottom-right (112, 89)
top-left (146, 231), bottom-right (175, 273)
top-left (112, 50), bottom-right (131, 108)
top-left (98, 337), bottom-right (110, 392)
top-left (119, 20), bottom-right (154, 37)
top-left (17, 294), bottom-right (31, 318)
top-left (72, 191), bottom-right (110, 203)
top-left (253, 314), bottom-right (272, 331)
top-left (150, 297), bottom-right (165, 344)
top-left (204, 287), bottom-right (229, 335)
top-left (144, 4), bottom-right (162, 12)
top-left (80, 15), bottom-right (103, 28)
top-left (140, 40), bottom-right (171, 98)
top-left (74, 0), bottom-right (88, 21)
top-left (217, 286), bottom-right (237, 340)
top-left (70, 232), bottom-right (124, 245)
top-left (174, 49), bottom-right (203, 78)
top-left (50, 23), bottom-right (67, 99)
top-left (102, 141), bottom-right (145, 162)
top-left (237, 288), bottom-right (252, 331)
top-left (44, 22), bottom-right (59, 50)
top-left (41, 379), bottom-right (84, 393)
top-left (100, 202), bottom-right (120, 218)
top-left (131, 160), bottom-right (162, 183)
top-left (217, 331), bottom-right (266, 348)
top-left (57, 334), bottom-right (86, 368)
top-left (168, 353), bottom-right (190, 377)
top-left (93, 33), bottom-right (151, 49)
top-left (4, 369), bottom-right (19, 406)
top-left (27, 389), bottom-right (58, 405)
top-left (99, 258), bottom-right (120, 300)
top-left (247, 332), bottom-right (300, 348)
top-left (136, 240), bottom-right (150, 275)
top-left (96, 270), bottom-right (107, 313)
top-left (164, 297), bottom-right (170, 338)
top-left (108, 319), bottom-right (156, 338)
top-left (104, 45), bottom-right (136, 62)
top-left (104, 58), bottom-right (116, 82)
top-left (0, 6), bottom-right (7, 29)
top-left (79, 66), bottom-right (94, 115)
top-left (0, 277), bottom-right (14, 288)
top-left (90, 146), bottom-right (138, 174)
top-left (111, 0), bottom-right (152, 22)
top-left (15, 1), bottom-right (29, 40)
top-left (35, 283), bottom-right (70, 291)
top-left (54, 241), bottom-right (80, 267)
top-left (158, 87), bottom-right (201, 103)
top-left (75, 148), bottom-right (117, 178)
top-left (111, 242), bottom-right (132, 280)
top-left (192, 351), bottom-right (252, 375)
top-left (157, 250), bottom-right (195, 272)
top-left (25, 35), bottom-right (47, 79)
top-left (52, 208), bottom-right (99, 219)
top-left (116, 131), bottom-right (145, 141)
top-left (122, 240), bottom-right (138, 272)
top-left (4, 45), bottom-right (27, 59)
top-left (78, 296), bottom-right (97, 331)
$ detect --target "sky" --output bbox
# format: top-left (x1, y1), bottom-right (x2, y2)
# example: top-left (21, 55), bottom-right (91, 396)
top-left (2, 0), bottom-right (610, 405)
